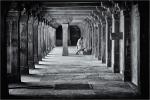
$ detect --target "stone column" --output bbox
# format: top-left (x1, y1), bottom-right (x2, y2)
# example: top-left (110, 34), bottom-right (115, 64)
top-left (119, 10), bottom-right (132, 81)
top-left (87, 23), bottom-right (90, 50)
top-left (43, 21), bottom-right (46, 57)
top-left (62, 23), bottom-right (69, 56)
top-left (28, 15), bottom-right (34, 69)
top-left (123, 10), bottom-right (131, 81)
top-left (91, 23), bottom-right (94, 55)
top-left (119, 10), bottom-right (125, 75)
top-left (98, 22), bottom-right (102, 60)
top-left (46, 24), bottom-right (49, 54)
top-left (106, 16), bottom-right (112, 67)
top-left (33, 17), bottom-right (39, 64)
top-left (38, 20), bottom-right (42, 61)
top-left (95, 23), bottom-right (99, 58)
top-left (101, 19), bottom-right (106, 63)
top-left (49, 27), bottom-right (53, 50)
top-left (6, 5), bottom-right (21, 82)
top-left (51, 28), bottom-right (56, 49)
top-left (41, 21), bottom-right (44, 58)
top-left (89, 24), bottom-right (92, 50)
top-left (131, 4), bottom-right (140, 86)
top-left (111, 13), bottom-right (121, 73)
top-left (47, 25), bottom-right (51, 52)
top-left (19, 12), bottom-right (29, 74)
top-left (105, 16), bottom-right (108, 65)
top-left (47, 26), bottom-right (50, 52)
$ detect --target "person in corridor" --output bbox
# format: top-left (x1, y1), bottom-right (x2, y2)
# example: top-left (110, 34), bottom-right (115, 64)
top-left (76, 37), bottom-right (85, 55)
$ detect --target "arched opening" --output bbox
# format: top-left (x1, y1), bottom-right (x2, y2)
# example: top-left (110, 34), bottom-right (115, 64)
top-left (56, 25), bottom-right (62, 46)
top-left (69, 25), bottom-right (81, 46)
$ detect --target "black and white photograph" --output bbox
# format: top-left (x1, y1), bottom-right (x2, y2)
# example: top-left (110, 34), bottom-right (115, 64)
top-left (1, 0), bottom-right (149, 99)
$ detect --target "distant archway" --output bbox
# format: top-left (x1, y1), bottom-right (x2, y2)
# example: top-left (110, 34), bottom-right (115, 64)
top-left (69, 25), bottom-right (81, 46)
top-left (56, 25), bottom-right (62, 46)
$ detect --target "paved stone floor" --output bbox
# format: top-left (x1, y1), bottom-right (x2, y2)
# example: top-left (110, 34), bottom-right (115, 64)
top-left (9, 46), bottom-right (138, 99)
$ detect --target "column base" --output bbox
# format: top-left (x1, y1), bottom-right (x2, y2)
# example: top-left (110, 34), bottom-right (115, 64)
top-left (20, 66), bottom-right (29, 75)
top-left (8, 74), bottom-right (21, 83)
top-left (107, 59), bottom-right (111, 67)
top-left (34, 56), bottom-right (39, 64)
top-left (28, 61), bottom-right (35, 69)
top-left (38, 56), bottom-right (42, 61)
top-left (62, 47), bottom-right (68, 56)
top-left (102, 58), bottom-right (106, 64)
top-left (123, 70), bottom-right (131, 81)
top-left (98, 56), bottom-right (101, 60)
top-left (112, 63), bottom-right (120, 73)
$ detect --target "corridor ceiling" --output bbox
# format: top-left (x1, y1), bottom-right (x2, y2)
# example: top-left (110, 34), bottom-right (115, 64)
top-left (18, 0), bottom-right (132, 28)
top-left (39, 1), bottom-right (117, 25)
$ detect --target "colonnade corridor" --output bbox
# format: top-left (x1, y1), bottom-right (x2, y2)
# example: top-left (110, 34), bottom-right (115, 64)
top-left (8, 46), bottom-right (137, 99)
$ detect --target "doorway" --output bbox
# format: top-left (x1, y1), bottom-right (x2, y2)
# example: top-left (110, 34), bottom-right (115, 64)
top-left (69, 25), bottom-right (81, 46)
top-left (56, 25), bottom-right (62, 46)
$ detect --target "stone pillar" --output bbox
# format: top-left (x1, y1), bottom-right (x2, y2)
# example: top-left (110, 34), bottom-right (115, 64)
top-left (111, 13), bottom-right (121, 73)
top-left (46, 24), bottom-right (49, 53)
top-left (120, 10), bottom-right (132, 81)
top-left (87, 23), bottom-right (90, 50)
top-left (105, 16), bottom-right (108, 65)
top-left (49, 27), bottom-right (53, 49)
top-left (41, 21), bottom-right (44, 58)
top-left (43, 21), bottom-right (46, 56)
top-left (38, 20), bottom-right (42, 61)
top-left (33, 17), bottom-right (39, 64)
top-left (131, 4), bottom-right (140, 86)
top-left (95, 23), bottom-right (99, 58)
top-left (6, 4), bottom-right (21, 82)
top-left (91, 23), bottom-right (94, 55)
top-left (101, 19), bottom-right (106, 63)
top-left (119, 10), bottom-right (125, 75)
top-left (62, 23), bottom-right (69, 56)
top-left (51, 28), bottom-right (56, 48)
top-left (47, 25), bottom-right (51, 52)
top-left (28, 15), bottom-right (34, 69)
top-left (98, 23), bottom-right (102, 60)
top-left (89, 23), bottom-right (92, 50)
top-left (19, 12), bottom-right (29, 74)
top-left (106, 16), bottom-right (112, 67)
top-left (124, 10), bottom-right (132, 81)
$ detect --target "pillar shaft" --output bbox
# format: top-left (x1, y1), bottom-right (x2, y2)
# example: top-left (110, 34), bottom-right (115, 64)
top-left (123, 10), bottom-right (132, 81)
top-left (41, 22), bottom-right (44, 58)
top-left (131, 5), bottom-right (140, 85)
top-left (28, 15), bottom-right (34, 69)
top-left (43, 23), bottom-right (46, 56)
top-left (38, 21), bottom-right (42, 61)
top-left (102, 21), bottom-right (106, 63)
top-left (62, 23), bottom-right (69, 56)
top-left (6, 8), bottom-right (21, 83)
top-left (111, 14), bottom-right (120, 73)
top-left (106, 17), bottom-right (112, 67)
top-left (19, 14), bottom-right (29, 74)
top-left (33, 18), bottom-right (39, 64)
top-left (98, 23), bottom-right (102, 60)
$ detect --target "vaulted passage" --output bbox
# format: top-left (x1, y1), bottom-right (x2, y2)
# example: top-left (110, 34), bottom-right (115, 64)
top-left (1, 1), bottom-right (149, 99)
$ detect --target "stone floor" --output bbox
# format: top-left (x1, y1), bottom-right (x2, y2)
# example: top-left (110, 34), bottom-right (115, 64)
top-left (9, 46), bottom-right (138, 99)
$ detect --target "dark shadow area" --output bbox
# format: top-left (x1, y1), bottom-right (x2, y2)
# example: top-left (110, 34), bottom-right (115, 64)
top-left (69, 25), bottom-right (81, 46)
top-left (22, 74), bottom-right (43, 78)
top-left (139, 1), bottom-right (149, 99)
top-left (55, 83), bottom-right (93, 90)
top-left (56, 25), bottom-right (62, 46)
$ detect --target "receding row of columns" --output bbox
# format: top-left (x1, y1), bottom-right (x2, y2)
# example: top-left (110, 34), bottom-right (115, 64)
top-left (6, 7), bottom-right (56, 83)
top-left (83, 4), bottom-right (140, 84)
